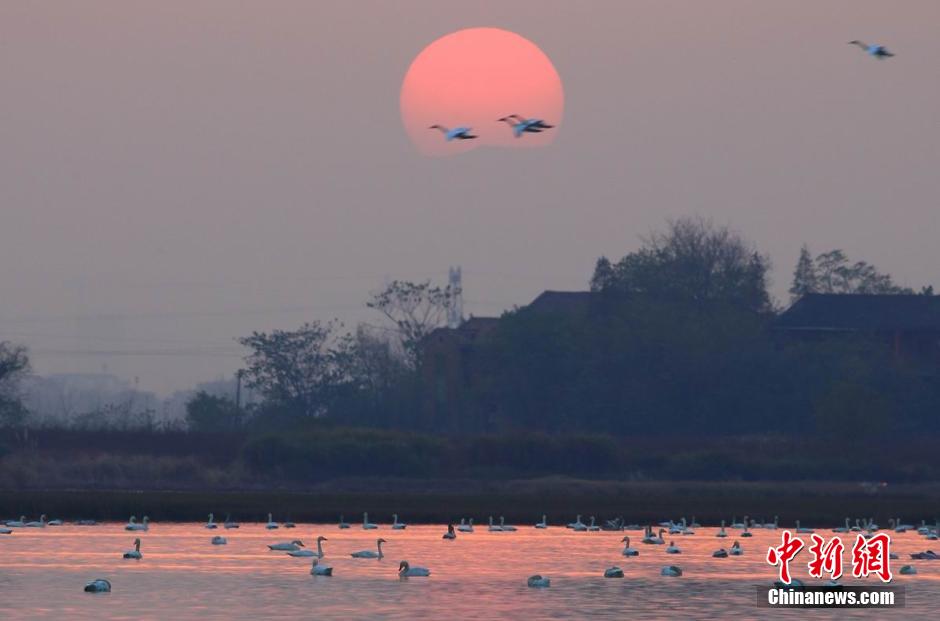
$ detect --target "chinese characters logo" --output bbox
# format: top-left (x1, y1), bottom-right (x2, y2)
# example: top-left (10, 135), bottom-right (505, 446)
top-left (767, 530), bottom-right (892, 584)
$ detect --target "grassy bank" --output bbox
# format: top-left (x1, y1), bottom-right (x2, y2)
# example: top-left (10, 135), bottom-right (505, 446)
top-left (2, 479), bottom-right (938, 526)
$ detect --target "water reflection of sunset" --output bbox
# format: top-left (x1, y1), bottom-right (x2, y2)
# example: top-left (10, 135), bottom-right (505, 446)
top-left (1, 524), bottom-right (936, 619)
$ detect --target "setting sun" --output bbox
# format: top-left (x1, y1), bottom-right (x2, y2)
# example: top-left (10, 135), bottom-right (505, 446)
top-left (400, 27), bottom-right (564, 155)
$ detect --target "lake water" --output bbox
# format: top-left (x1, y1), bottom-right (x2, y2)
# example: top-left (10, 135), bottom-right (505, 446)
top-left (0, 521), bottom-right (936, 619)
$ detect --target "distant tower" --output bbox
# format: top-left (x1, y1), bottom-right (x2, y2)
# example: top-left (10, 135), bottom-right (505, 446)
top-left (447, 266), bottom-right (464, 328)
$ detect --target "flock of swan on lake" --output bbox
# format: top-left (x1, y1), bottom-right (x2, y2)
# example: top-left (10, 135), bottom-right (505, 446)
top-left (6, 510), bottom-right (937, 593)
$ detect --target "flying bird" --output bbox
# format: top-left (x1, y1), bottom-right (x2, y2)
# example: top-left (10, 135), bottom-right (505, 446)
top-left (429, 125), bottom-right (477, 141)
top-left (848, 40), bottom-right (894, 59)
top-left (497, 116), bottom-right (543, 138)
top-left (508, 114), bottom-right (554, 130)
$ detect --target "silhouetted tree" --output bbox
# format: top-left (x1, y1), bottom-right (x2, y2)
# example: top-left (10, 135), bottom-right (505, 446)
top-left (590, 217), bottom-right (771, 313)
top-left (789, 244), bottom-right (818, 302)
top-left (790, 247), bottom-right (914, 296)
top-left (238, 321), bottom-right (347, 418)
top-left (0, 342), bottom-right (30, 429)
top-left (367, 280), bottom-right (459, 366)
top-left (185, 391), bottom-right (243, 431)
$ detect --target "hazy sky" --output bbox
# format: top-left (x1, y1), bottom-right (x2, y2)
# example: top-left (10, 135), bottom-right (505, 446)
top-left (2, 1), bottom-right (939, 394)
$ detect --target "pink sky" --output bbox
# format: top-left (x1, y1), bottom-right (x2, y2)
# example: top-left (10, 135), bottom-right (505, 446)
top-left (1, 1), bottom-right (939, 393)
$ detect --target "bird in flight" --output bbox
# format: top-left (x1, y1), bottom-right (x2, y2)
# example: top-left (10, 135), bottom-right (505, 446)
top-left (848, 40), bottom-right (895, 59)
top-left (428, 125), bottom-right (477, 141)
top-left (508, 114), bottom-right (554, 130)
top-left (497, 116), bottom-right (540, 137)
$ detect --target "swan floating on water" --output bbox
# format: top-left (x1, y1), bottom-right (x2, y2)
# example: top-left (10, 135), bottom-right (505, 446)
top-left (223, 514), bottom-right (239, 529)
top-left (351, 538), bottom-right (385, 559)
top-left (47, 518), bottom-right (63, 526)
top-left (429, 125), bottom-right (477, 141)
top-left (666, 540), bottom-right (681, 554)
top-left (392, 514), bottom-right (407, 530)
top-left (126, 516), bottom-right (150, 531)
top-left (338, 515), bottom-right (350, 529)
top-left (211, 536), bottom-right (227, 545)
top-left (488, 516), bottom-right (502, 532)
top-left (362, 513), bottom-right (378, 530)
top-left (289, 536), bottom-right (327, 558)
top-left (310, 558), bottom-right (333, 576)
top-left (621, 536), bottom-right (639, 556)
top-left (568, 515), bottom-right (586, 531)
top-left (642, 527), bottom-right (666, 544)
top-left (586, 516), bottom-right (600, 532)
top-left (535, 515), bottom-right (548, 529)
top-left (716, 520), bottom-right (727, 538)
top-left (25, 515), bottom-right (47, 528)
top-left (910, 550), bottom-right (939, 560)
top-left (499, 516), bottom-right (517, 532)
top-left (527, 575), bottom-right (550, 588)
top-left (265, 513), bottom-right (279, 530)
top-left (713, 548), bottom-right (728, 558)
top-left (730, 540), bottom-right (743, 555)
top-left (795, 520), bottom-right (814, 534)
top-left (0, 527), bottom-right (11, 535)
top-left (661, 565), bottom-right (682, 577)
top-left (604, 566), bottom-right (624, 578)
top-left (205, 513), bottom-right (217, 529)
top-left (268, 539), bottom-right (304, 552)
top-left (398, 560), bottom-right (430, 577)
top-left (123, 538), bottom-right (142, 559)
top-left (899, 565), bottom-right (917, 575)
top-left (283, 519), bottom-right (296, 529)
top-left (84, 579), bottom-right (111, 593)
top-left (443, 524), bottom-right (457, 540)
top-left (848, 40), bottom-right (895, 59)
top-left (457, 518), bottom-right (474, 533)
top-left (774, 578), bottom-right (805, 588)
top-left (740, 525), bottom-right (752, 538)
top-left (833, 517), bottom-right (851, 533)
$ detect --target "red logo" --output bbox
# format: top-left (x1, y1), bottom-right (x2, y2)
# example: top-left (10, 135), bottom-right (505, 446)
top-left (766, 530), bottom-right (893, 584)
top-left (807, 534), bottom-right (845, 580)
top-left (851, 533), bottom-right (893, 583)
top-left (766, 530), bottom-right (805, 584)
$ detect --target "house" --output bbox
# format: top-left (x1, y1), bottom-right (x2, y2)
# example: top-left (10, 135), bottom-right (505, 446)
top-left (419, 291), bottom-right (594, 430)
top-left (775, 294), bottom-right (940, 362)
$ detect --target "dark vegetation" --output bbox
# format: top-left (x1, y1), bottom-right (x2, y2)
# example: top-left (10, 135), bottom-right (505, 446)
top-left (2, 426), bottom-right (940, 492)
top-left (2, 481), bottom-right (937, 526)
top-left (2, 218), bottom-right (939, 499)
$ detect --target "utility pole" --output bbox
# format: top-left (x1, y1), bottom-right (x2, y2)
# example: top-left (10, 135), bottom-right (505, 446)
top-left (447, 266), bottom-right (463, 328)
top-left (235, 369), bottom-right (244, 409)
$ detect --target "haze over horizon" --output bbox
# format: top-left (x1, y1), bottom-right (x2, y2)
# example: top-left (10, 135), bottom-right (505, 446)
top-left (2, 1), bottom-right (939, 394)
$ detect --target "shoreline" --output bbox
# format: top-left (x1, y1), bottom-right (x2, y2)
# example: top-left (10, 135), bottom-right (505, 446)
top-left (2, 478), bottom-right (938, 525)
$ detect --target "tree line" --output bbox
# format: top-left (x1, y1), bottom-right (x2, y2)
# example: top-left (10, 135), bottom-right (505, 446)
top-left (2, 217), bottom-right (937, 439)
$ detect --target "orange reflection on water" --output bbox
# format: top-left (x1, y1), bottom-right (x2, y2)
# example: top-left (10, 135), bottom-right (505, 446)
top-left (0, 522), bottom-right (936, 619)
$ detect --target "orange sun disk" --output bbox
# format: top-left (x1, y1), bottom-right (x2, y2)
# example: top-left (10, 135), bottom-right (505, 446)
top-left (400, 27), bottom-right (564, 155)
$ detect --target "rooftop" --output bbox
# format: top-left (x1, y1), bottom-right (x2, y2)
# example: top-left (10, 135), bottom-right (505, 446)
top-left (776, 294), bottom-right (940, 332)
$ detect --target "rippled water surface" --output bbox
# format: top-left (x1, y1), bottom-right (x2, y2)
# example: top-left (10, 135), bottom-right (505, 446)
top-left (0, 521), bottom-right (937, 619)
